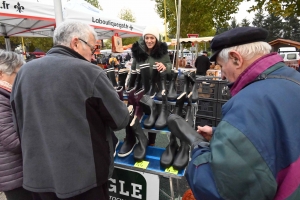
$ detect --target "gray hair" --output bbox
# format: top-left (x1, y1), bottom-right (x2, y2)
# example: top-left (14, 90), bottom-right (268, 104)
top-left (53, 20), bottom-right (97, 46)
top-left (218, 41), bottom-right (272, 62)
top-left (0, 49), bottom-right (25, 75)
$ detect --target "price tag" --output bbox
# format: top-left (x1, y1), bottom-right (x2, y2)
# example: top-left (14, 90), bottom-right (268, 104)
top-left (165, 166), bottom-right (178, 175)
top-left (134, 161), bottom-right (149, 169)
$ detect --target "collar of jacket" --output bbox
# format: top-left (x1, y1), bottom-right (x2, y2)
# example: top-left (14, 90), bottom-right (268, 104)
top-left (230, 53), bottom-right (283, 96)
top-left (47, 45), bottom-right (89, 61)
top-left (131, 37), bottom-right (168, 62)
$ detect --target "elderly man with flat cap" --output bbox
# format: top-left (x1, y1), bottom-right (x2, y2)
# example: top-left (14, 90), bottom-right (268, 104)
top-left (166, 27), bottom-right (300, 199)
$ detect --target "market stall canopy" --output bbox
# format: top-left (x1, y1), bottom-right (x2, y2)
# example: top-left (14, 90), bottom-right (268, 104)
top-left (63, 0), bottom-right (145, 39)
top-left (170, 37), bottom-right (214, 45)
top-left (0, 0), bottom-right (55, 37)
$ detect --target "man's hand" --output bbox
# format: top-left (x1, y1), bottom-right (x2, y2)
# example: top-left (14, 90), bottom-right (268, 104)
top-left (197, 125), bottom-right (213, 141)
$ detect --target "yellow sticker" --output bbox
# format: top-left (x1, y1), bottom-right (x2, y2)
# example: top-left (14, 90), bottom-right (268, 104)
top-left (134, 161), bottom-right (149, 169)
top-left (165, 166), bottom-right (179, 175)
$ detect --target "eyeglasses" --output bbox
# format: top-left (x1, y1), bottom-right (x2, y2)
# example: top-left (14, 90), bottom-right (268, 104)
top-left (78, 38), bottom-right (96, 55)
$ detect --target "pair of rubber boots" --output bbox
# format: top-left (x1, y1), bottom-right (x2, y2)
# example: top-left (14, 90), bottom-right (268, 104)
top-left (118, 87), bottom-right (149, 161)
top-left (138, 91), bottom-right (169, 130)
top-left (182, 70), bottom-right (198, 103)
top-left (160, 92), bottom-right (194, 170)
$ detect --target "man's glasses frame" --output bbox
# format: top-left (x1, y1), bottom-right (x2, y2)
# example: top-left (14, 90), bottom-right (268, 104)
top-left (78, 38), bottom-right (96, 55)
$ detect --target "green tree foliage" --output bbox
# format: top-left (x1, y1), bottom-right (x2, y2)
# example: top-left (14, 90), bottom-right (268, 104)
top-left (262, 14), bottom-right (283, 41)
top-left (85, 0), bottom-right (102, 10)
top-left (155, 0), bottom-right (243, 38)
top-left (248, 0), bottom-right (299, 17)
top-left (282, 14), bottom-right (300, 41)
top-left (241, 18), bottom-right (251, 27)
top-left (118, 8), bottom-right (140, 46)
top-left (252, 9), bottom-right (265, 27)
top-left (230, 17), bottom-right (240, 28)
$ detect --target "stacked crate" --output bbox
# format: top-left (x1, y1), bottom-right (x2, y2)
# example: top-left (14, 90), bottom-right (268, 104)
top-left (177, 76), bottom-right (231, 128)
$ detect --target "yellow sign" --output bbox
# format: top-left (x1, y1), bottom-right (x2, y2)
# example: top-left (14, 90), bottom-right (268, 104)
top-left (165, 166), bottom-right (179, 175)
top-left (134, 161), bottom-right (149, 169)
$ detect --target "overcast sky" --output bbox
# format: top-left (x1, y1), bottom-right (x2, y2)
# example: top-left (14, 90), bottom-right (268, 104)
top-left (99, 0), bottom-right (256, 33)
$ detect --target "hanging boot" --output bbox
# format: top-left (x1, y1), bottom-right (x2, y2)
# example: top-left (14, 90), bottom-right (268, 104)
top-left (155, 70), bottom-right (167, 101)
top-left (154, 90), bottom-right (169, 129)
top-left (188, 71), bottom-right (198, 103)
top-left (160, 133), bottom-right (179, 168)
top-left (139, 63), bottom-right (151, 94)
top-left (106, 68), bottom-right (118, 87)
top-left (126, 87), bottom-right (136, 107)
top-left (127, 70), bottom-right (137, 89)
top-left (172, 92), bottom-right (187, 116)
top-left (185, 92), bottom-right (194, 127)
top-left (146, 65), bottom-right (159, 98)
top-left (131, 116), bottom-right (149, 161)
top-left (172, 140), bottom-right (190, 170)
top-left (118, 69), bottom-right (128, 89)
top-left (167, 69), bottom-right (178, 101)
top-left (118, 107), bottom-right (136, 157)
top-left (134, 69), bottom-right (142, 91)
top-left (167, 114), bottom-right (205, 148)
top-left (139, 95), bottom-right (158, 129)
top-left (183, 71), bottom-right (190, 94)
top-left (134, 88), bottom-right (145, 120)
top-left (116, 86), bottom-right (123, 101)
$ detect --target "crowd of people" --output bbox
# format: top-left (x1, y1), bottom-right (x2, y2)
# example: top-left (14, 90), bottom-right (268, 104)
top-left (1, 20), bottom-right (300, 200)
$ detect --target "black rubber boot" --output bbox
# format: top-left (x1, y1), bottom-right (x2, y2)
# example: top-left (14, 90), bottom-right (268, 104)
top-left (128, 70), bottom-right (137, 89)
top-left (134, 70), bottom-right (142, 91)
top-left (172, 140), bottom-right (190, 170)
top-left (126, 87), bottom-right (136, 107)
top-left (160, 133), bottom-right (179, 168)
top-left (131, 116), bottom-right (149, 161)
top-left (167, 114), bottom-right (205, 148)
top-left (156, 70), bottom-right (167, 101)
top-left (173, 92), bottom-right (186, 116)
top-left (118, 110), bottom-right (136, 157)
top-left (185, 92), bottom-right (194, 126)
top-left (116, 86), bottom-right (123, 101)
top-left (146, 65), bottom-right (159, 98)
top-left (118, 69), bottom-right (128, 89)
top-left (167, 69), bottom-right (178, 101)
top-left (183, 71), bottom-right (190, 94)
top-left (188, 71), bottom-right (198, 103)
top-left (139, 95), bottom-right (158, 129)
top-left (106, 68), bottom-right (118, 87)
top-left (139, 63), bottom-right (151, 94)
top-left (134, 88), bottom-right (145, 120)
top-left (154, 90), bottom-right (168, 129)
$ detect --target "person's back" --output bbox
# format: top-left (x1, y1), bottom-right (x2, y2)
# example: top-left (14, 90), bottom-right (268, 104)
top-left (11, 21), bottom-right (129, 200)
top-left (195, 52), bottom-right (210, 75)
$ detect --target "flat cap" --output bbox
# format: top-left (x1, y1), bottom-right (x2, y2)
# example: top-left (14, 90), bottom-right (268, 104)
top-left (210, 27), bottom-right (268, 62)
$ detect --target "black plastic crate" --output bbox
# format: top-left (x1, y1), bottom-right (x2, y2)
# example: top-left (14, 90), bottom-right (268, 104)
top-left (216, 100), bottom-right (227, 119)
top-left (197, 99), bottom-right (217, 117)
top-left (195, 115), bottom-right (217, 127)
top-left (218, 81), bottom-right (231, 100)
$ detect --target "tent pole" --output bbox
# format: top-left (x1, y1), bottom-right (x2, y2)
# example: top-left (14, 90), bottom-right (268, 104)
top-left (4, 36), bottom-right (11, 51)
top-left (175, 0), bottom-right (181, 70)
top-left (53, 0), bottom-right (63, 26)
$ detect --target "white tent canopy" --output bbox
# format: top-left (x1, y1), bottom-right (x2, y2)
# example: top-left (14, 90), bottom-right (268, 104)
top-left (63, 0), bottom-right (145, 39)
top-left (170, 37), bottom-right (214, 45)
top-left (0, 0), bottom-right (55, 38)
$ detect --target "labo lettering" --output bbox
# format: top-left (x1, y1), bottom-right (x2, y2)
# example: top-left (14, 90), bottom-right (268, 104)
top-left (109, 178), bottom-right (142, 199)
top-left (1, 1), bottom-right (10, 9)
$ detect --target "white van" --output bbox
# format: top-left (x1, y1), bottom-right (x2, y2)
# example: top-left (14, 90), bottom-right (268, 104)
top-left (278, 47), bottom-right (297, 53)
top-left (279, 51), bottom-right (300, 70)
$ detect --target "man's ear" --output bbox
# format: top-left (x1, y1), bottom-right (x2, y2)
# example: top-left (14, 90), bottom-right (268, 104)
top-left (70, 37), bottom-right (79, 52)
top-left (229, 51), bottom-right (243, 68)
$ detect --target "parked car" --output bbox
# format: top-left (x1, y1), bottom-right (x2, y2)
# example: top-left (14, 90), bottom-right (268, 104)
top-left (279, 51), bottom-right (300, 71)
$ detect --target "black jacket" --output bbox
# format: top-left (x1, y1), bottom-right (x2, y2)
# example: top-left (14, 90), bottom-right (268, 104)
top-left (11, 45), bottom-right (129, 198)
top-left (195, 55), bottom-right (211, 75)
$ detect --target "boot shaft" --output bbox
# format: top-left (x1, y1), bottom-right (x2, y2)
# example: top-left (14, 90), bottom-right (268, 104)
top-left (118, 69), bottom-right (128, 89)
top-left (183, 71), bottom-right (190, 94)
top-left (116, 86), bottom-right (123, 101)
top-left (134, 70), bottom-right (142, 91)
top-left (128, 70), bottom-right (137, 89)
top-left (167, 69), bottom-right (178, 101)
top-left (146, 65), bottom-right (159, 98)
top-left (106, 68), bottom-right (118, 87)
top-left (173, 92), bottom-right (186, 116)
top-left (156, 70), bottom-right (167, 101)
top-left (139, 63), bottom-right (151, 94)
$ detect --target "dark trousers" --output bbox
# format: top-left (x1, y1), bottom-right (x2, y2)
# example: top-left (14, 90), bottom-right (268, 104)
top-left (4, 187), bottom-right (33, 200)
top-left (31, 182), bottom-right (109, 200)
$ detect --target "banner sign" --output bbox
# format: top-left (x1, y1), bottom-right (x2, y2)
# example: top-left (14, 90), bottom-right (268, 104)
top-left (109, 166), bottom-right (159, 200)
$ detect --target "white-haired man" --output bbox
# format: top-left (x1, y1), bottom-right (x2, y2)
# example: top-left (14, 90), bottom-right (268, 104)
top-left (167, 27), bottom-right (300, 199)
top-left (11, 20), bottom-right (130, 200)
